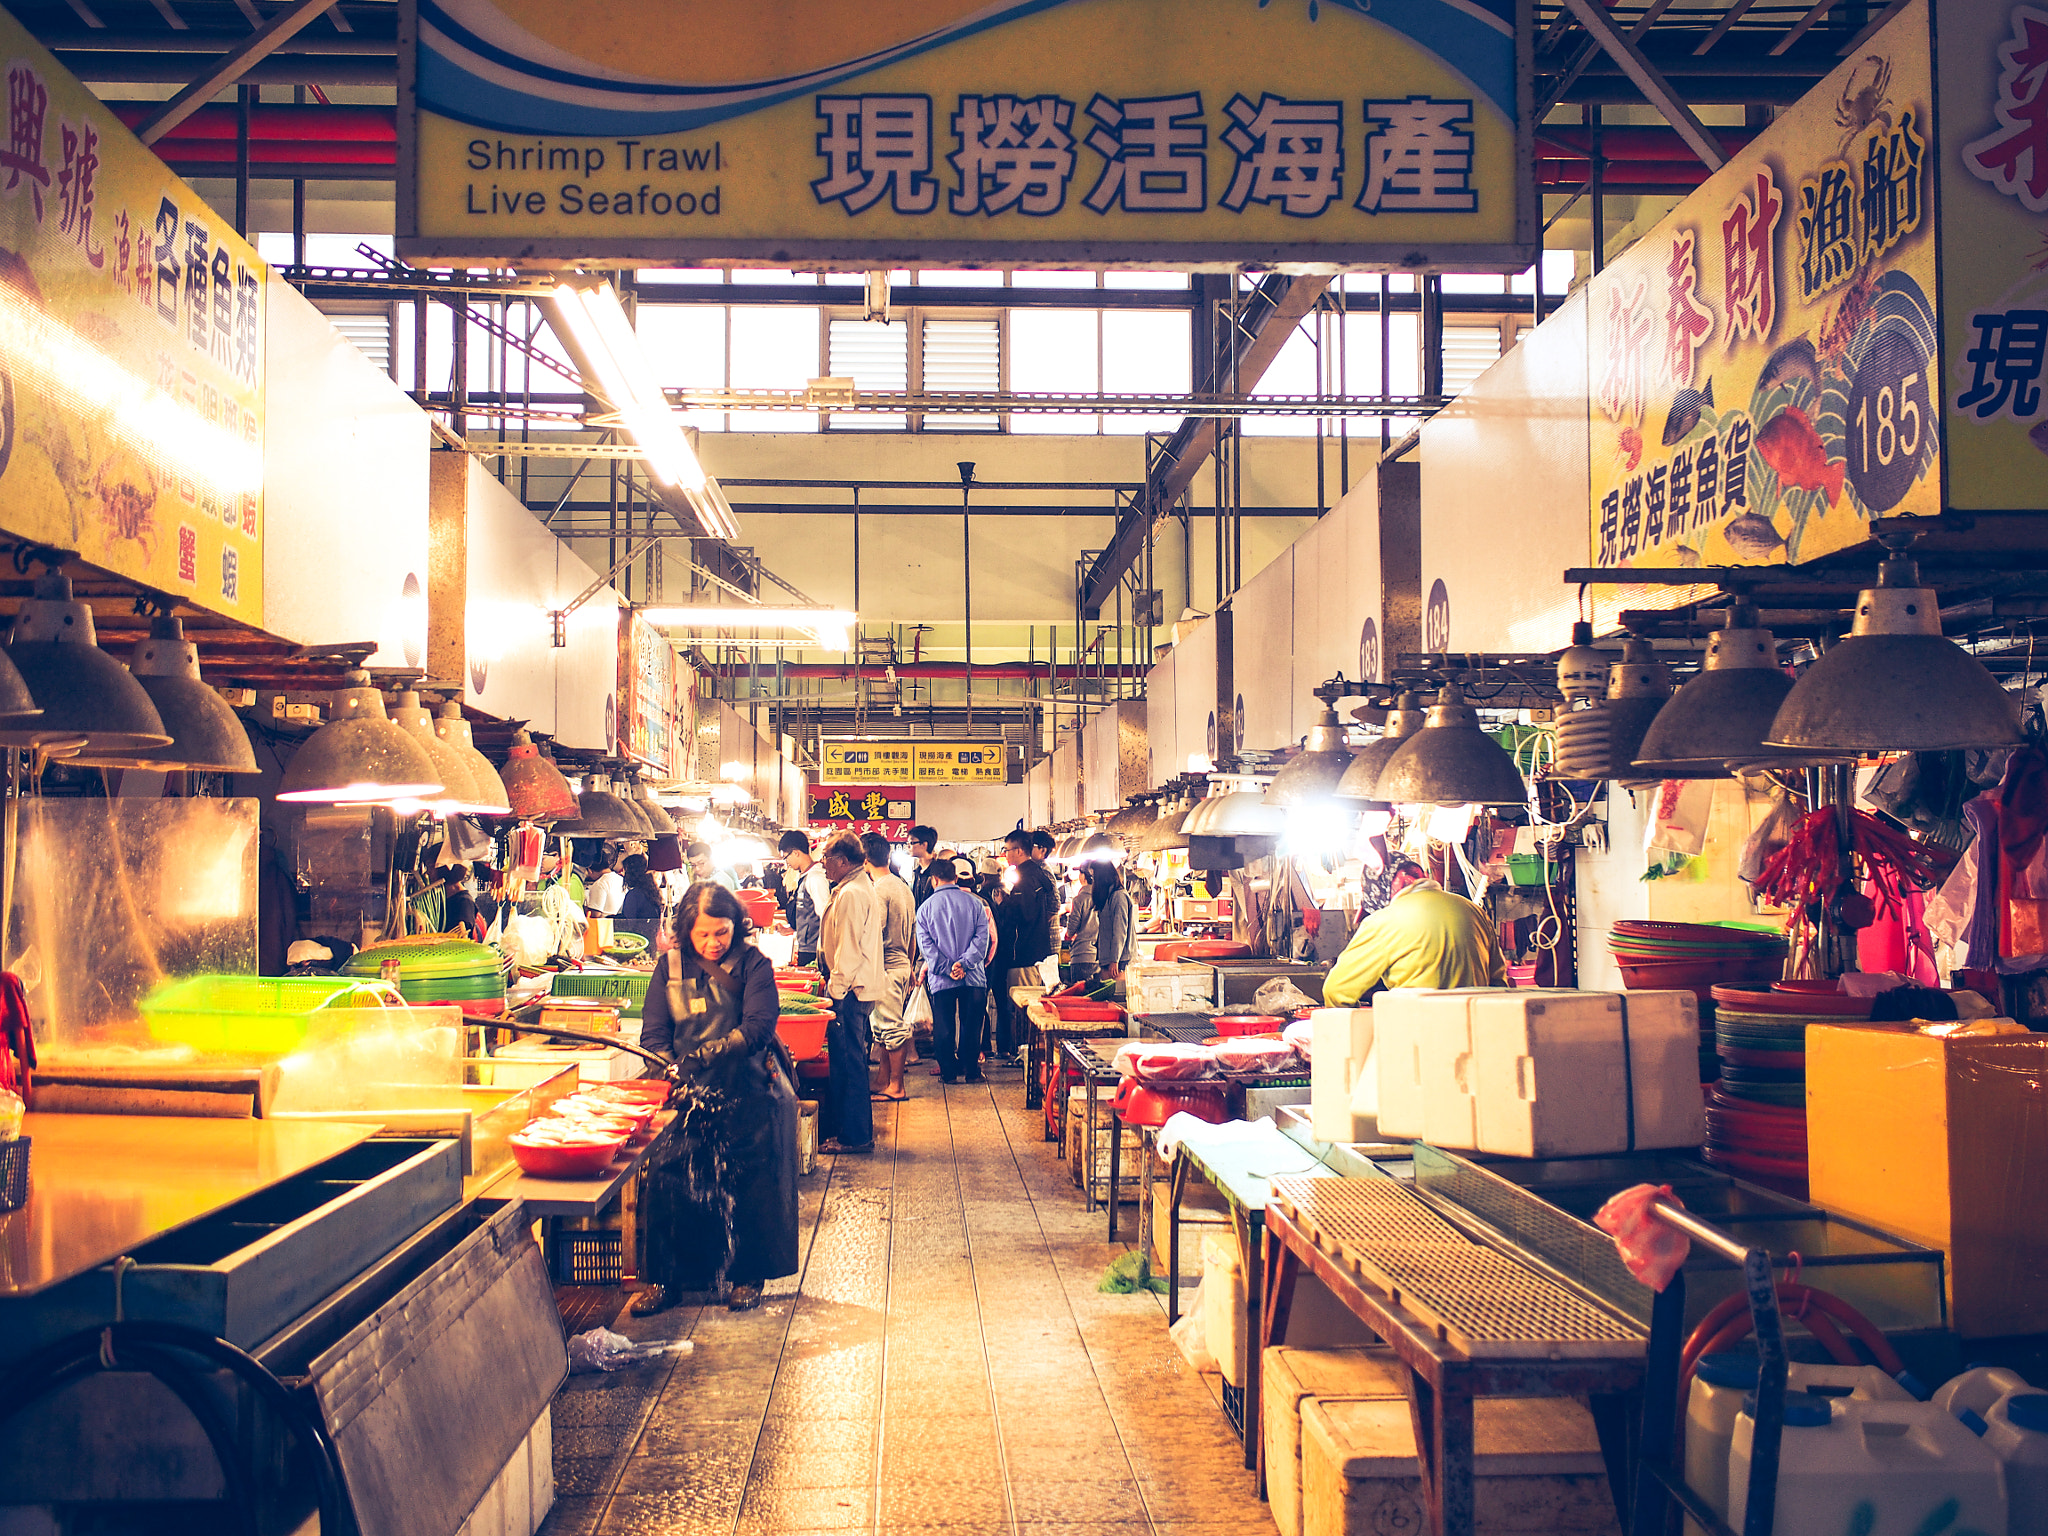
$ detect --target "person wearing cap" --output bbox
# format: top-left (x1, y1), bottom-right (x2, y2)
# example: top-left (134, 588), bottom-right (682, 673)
top-left (1323, 857), bottom-right (1508, 1005)
top-left (915, 855), bottom-right (992, 1083)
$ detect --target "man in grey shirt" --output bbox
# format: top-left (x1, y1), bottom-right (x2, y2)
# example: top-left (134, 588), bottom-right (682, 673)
top-left (863, 832), bottom-right (917, 1103)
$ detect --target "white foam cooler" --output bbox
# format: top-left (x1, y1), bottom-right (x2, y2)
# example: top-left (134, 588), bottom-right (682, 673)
top-left (1310, 1007), bottom-right (1375, 1143)
top-left (1374, 988), bottom-right (1704, 1156)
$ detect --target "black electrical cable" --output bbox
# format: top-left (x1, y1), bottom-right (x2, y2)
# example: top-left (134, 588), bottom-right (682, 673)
top-left (0, 1322), bottom-right (352, 1533)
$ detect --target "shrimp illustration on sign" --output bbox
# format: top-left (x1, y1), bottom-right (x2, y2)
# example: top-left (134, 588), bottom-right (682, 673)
top-left (1756, 407), bottom-right (1846, 505)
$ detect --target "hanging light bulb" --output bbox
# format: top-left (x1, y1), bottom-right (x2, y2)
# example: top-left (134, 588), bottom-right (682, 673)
top-left (1556, 620), bottom-right (1610, 705)
top-left (277, 670), bottom-right (441, 803)
top-left (499, 728), bottom-right (580, 821)
top-left (1267, 697), bottom-right (1355, 806)
top-left (1551, 637), bottom-right (1672, 780)
top-left (1767, 550), bottom-right (2023, 753)
top-left (432, 702), bottom-right (512, 814)
top-left (1633, 602), bottom-right (1837, 777)
top-left (71, 616), bottom-right (256, 772)
top-left (1374, 684), bottom-right (1528, 807)
top-left (0, 571), bottom-right (164, 755)
top-left (1335, 691), bottom-right (1425, 803)
top-left (387, 691), bottom-right (486, 814)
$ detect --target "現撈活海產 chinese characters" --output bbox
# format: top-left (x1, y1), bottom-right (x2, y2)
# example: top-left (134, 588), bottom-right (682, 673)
top-left (811, 91), bottom-right (1478, 219)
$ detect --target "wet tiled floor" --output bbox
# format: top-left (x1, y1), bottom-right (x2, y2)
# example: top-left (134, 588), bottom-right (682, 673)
top-left (539, 1069), bottom-right (1274, 1536)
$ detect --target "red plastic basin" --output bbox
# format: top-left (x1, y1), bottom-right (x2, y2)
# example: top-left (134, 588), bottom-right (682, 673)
top-left (509, 1135), bottom-right (626, 1178)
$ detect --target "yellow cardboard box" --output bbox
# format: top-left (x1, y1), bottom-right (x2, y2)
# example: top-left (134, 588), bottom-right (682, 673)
top-left (1807, 1025), bottom-right (2048, 1337)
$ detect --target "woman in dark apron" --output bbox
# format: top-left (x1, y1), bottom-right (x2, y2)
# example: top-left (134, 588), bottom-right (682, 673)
top-left (631, 881), bottom-right (800, 1314)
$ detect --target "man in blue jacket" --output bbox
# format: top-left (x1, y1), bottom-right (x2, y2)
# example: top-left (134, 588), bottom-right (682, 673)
top-left (914, 856), bottom-right (993, 1082)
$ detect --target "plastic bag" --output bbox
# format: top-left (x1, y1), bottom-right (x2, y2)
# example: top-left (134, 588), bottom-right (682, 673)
top-left (1646, 780), bottom-right (1714, 857)
top-left (1592, 1184), bottom-right (1690, 1293)
top-left (1282, 1020), bottom-right (1314, 1059)
top-left (1213, 1036), bottom-right (1300, 1074)
top-left (1738, 791), bottom-right (1802, 887)
top-left (1097, 1250), bottom-right (1170, 1295)
top-left (1170, 1291), bottom-right (1219, 1374)
top-left (1252, 977), bottom-right (1318, 1015)
top-left (1112, 1041), bottom-right (1215, 1082)
top-left (566, 1327), bottom-right (696, 1373)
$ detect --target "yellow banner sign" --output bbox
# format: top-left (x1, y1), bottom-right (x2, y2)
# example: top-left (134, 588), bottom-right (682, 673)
top-left (400, 0), bottom-right (1531, 269)
top-left (1586, 0), bottom-right (1935, 569)
top-left (1937, 0), bottom-right (2048, 511)
top-left (0, 14), bottom-right (265, 623)
top-left (818, 739), bottom-right (1005, 785)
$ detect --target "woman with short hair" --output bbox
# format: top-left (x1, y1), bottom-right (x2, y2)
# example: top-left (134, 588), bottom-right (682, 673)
top-left (632, 882), bottom-right (800, 1315)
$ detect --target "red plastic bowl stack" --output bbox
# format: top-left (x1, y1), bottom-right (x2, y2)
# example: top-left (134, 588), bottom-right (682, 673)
top-left (1609, 920), bottom-right (1789, 1002)
top-left (1700, 981), bottom-right (1874, 1198)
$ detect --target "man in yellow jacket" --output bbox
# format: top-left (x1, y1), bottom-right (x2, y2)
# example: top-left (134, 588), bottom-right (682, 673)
top-left (1323, 858), bottom-right (1508, 1005)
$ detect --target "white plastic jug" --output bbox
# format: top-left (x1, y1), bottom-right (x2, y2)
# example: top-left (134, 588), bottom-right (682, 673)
top-left (1935, 1365), bottom-right (2032, 1424)
top-left (1684, 1356), bottom-right (1912, 1536)
top-left (1729, 1397), bottom-right (2005, 1536)
top-left (1984, 1392), bottom-right (2048, 1535)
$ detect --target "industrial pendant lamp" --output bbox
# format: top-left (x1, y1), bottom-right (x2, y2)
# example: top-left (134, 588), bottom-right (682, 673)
top-left (1556, 620), bottom-right (1610, 704)
top-left (1185, 784), bottom-right (1286, 836)
top-left (499, 729), bottom-right (580, 821)
top-left (1552, 637), bottom-right (1672, 780)
top-left (1633, 602), bottom-right (1833, 777)
top-left (432, 703), bottom-right (512, 814)
top-left (277, 671), bottom-right (442, 803)
top-left (0, 572), bottom-right (166, 755)
top-left (1139, 792), bottom-right (1191, 851)
top-left (573, 774), bottom-right (649, 836)
top-left (1767, 550), bottom-right (2023, 753)
top-left (1374, 684), bottom-right (1528, 807)
top-left (625, 775), bottom-right (678, 835)
top-left (70, 616), bottom-right (257, 773)
top-left (610, 776), bottom-right (658, 836)
top-left (1106, 797), bottom-right (1156, 846)
top-left (1267, 697), bottom-right (1355, 806)
top-left (388, 691), bottom-right (486, 813)
top-left (1336, 691), bottom-right (1425, 802)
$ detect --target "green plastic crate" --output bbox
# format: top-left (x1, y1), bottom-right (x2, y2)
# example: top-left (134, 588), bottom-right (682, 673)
top-left (550, 970), bottom-right (653, 1016)
top-left (139, 974), bottom-right (397, 1055)
top-left (1506, 853), bottom-right (1562, 886)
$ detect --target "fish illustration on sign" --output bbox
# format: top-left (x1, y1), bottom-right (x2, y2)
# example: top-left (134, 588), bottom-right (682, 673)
top-left (1662, 379), bottom-right (1715, 445)
top-left (1722, 514), bottom-right (1787, 558)
top-left (1759, 337), bottom-right (1821, 394)
top-left (1755, 407), bottom-right (1846, 505)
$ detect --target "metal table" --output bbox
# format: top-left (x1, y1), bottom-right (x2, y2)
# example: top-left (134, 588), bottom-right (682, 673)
top-left (1160, 1122), bottom-right (1334, 1468)
top-left (499, 1110), bottom-right (677, 1278)
top-left (1053, 1038), bottom-right (1130, 1217)
top-left (1260, 1175), bottom-right (1649, 1535)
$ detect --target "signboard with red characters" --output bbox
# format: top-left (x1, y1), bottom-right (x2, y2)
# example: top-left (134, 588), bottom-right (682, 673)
top-left (809, 786), bottom-right (916, 843)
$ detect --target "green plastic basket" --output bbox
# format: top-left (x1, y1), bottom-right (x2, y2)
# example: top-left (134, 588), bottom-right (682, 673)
top-left (551, 971), bottom-right (654, 1015)
top-left (140, 974), bottom-right (398, 1055)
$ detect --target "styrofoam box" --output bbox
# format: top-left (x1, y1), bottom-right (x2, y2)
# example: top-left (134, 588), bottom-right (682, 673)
top-left (1372, 989), bottom-right (1510, 1142)
top-left (1471, 989), bottom-right (1703, 1157)
top-left (1128, 961), bottom-right (1220, 1015)
top-left (1311, 1008), bottom-right (1375, 1144)
top-left (1376, 988), bottom-right (1704, 1156)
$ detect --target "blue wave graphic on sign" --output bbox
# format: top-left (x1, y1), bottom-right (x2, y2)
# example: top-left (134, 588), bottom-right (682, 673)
top-left (416, 0), bottom-right (1517, 136)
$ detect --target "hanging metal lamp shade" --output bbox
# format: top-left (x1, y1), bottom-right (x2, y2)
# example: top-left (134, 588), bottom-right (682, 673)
top-left (1601, 637), bottom-right (1675, 773)
top-left (575, 775), bottom-right (650, 835)
top-left (70, 616), bottom-right (256, 772)
top-left (278, 670), bottom-right (442, 803)
top-left (1185, 789), bottom-right (1285, 836)
top-left (1633, 603), bottom-right (1832, 777)
top-left (499, 728), bottom-right (580, 820)
top-left (432, 703), bottom-right (512, 814)
top-left (1375, 684), bottom-right (1528, 806)
top-left (1138, 798), bottom-right (1190, 851)
top-left (1766, 553), bottom-right (2023, 753)
top-left (388, 691), bottom-right (486, 812)
top-left (1105, 799), bottom-right (1154, 841)
top-left (0, 573), bottom-right (165, 755)
top-left (1267, 704), bottom-right (1354, 806)
top-left (627, 777), bottom-right (678, 835)
top-left (1077, 828), bottom-right (1118, 860)
top-left (1336, 692), bottom-right (1425, 802)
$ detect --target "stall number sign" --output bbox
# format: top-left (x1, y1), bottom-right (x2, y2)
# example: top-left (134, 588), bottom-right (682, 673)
top-left (810, 787), bottom-right (915, 842)
top-left (400, 0), bottom-right (1532, 270)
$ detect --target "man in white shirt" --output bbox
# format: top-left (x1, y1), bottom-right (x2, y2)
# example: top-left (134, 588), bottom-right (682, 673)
top-left (778, 830), bottom-right (832, 966)
top-left (862, 831), bottom-right (917, 1103)
top-left (818, 832), bottom-right (883, 1153)
top-left (583, 845), bottom-right (627, 917)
